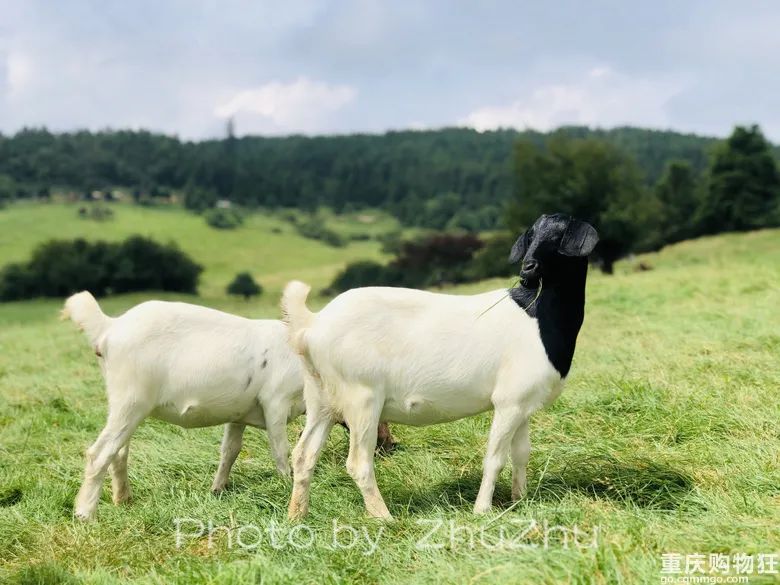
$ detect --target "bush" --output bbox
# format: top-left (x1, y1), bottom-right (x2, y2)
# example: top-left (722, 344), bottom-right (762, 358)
top-left (112, 236), bottom-right (202, 294)
top-left (296, 218), bottom-right (346, 247)
top-left (326, 232), bottom-right (485, 294)
top-left (0, 236), bottom-right (202, 301)
top-left (349, 233), bottom-right (372, 241)
top-left (465, 232), bottom-right (517, 281)
top-left (227, 272), bottom-right (263, 300)
top-left (377, 230), bottom-right (403, 254)
top-left (77, 205), bottom-right (115, 221)
top-left (0, 174), bottom-right (16, 202)
top-left (204, 208), bottom-right (243, 229)
top-left (184, 187), bottom-right (218, 212)
top-left (327, 261), bottom-right (402, 294)
top-left (392, 232), bottom-right (484, 287)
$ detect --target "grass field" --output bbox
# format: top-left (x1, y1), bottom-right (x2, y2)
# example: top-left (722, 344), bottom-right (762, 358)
top-left (0, 202), bottom-right (398, 298)
top-left (0, 204), bottom-right (778, 584)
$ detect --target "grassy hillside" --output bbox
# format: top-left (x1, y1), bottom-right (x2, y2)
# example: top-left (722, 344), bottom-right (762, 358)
top-left (0, 219), bottom-right (778, 584)
top-left (0, 202), bottom-right (399, 299)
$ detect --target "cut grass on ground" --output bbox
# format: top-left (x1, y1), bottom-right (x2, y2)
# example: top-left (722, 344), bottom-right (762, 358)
top-left (0, 222), bottom-right (778, 584)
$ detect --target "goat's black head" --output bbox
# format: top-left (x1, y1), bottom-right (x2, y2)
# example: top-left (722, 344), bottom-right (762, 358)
top-left (509, 213), bottom-right (598, 288)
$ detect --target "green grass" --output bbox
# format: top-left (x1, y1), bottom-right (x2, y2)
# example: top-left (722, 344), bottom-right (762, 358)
top-left (0, 207), bottom-right (779, 583)
top-left (0, 202), bottom-right (395, 298)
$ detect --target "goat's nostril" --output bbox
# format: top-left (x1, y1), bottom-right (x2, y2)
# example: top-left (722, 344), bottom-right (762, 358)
top-left (522, 260), bottom-right (538, 272)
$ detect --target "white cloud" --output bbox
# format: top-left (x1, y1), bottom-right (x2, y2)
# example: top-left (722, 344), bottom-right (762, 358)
top-left (460, 67), bottom-right (687, 132)
top-left (214, 77), bottom-right (357, 134)
top-left (6, 51), bottom-right (35, 98)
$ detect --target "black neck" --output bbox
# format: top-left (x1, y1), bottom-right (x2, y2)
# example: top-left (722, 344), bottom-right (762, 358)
top-left (509, 261), bottom-right (588, 378)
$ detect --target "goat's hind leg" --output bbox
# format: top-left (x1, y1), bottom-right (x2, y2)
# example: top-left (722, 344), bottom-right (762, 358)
top-left (110, 443), bottom-right (131, 504)
top-left (75, 402), bottom-right (148, 520)
top-left (211, 423), bottom-right (246, 493)
top-left (343, 387), bottom-right (391, 520)
top-left (288, 373), bottom-right (335, 520)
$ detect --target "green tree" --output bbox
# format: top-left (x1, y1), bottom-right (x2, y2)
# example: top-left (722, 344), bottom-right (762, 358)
top-left (184, 186), bottom-right (218, 212)
top-left (204, 207), bottom-right (243, 229)
top-left (226, 272), bottom-right (262, 300)
top-left (507, 135), bottom-right (657, 274)
top-left (696, 125), bottom-right (780, 234)
top-left (0, 174), bottom-right (16, 202)
top-left (654, 160), bottom-right (699, 245)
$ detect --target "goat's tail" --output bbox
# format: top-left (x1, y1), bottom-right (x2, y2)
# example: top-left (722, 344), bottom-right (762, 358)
top-left (281, 280), bottom-right (315, 354)
top-left (61, 291), bottom-right (112, 348)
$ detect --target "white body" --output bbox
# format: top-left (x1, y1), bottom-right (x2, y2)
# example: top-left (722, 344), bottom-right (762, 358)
top-left (102, 301), bottom-right (304, 429)
top-left (63, 292), bottom-right (304, 520)
top-left (284, 282), bottom-right (564, 519)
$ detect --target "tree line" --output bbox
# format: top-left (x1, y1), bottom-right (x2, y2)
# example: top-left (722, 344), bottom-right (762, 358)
top-left (510, 125), bottom-right (780, 272)
top-left (1, 125), bottom-right (764, 225)
top-left (1, 124), bottom-right (778, 275)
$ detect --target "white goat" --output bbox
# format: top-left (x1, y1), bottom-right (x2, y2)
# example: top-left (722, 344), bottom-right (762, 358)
top-left (283, 214), bottom-right (598, 519)
top-left (63, 292), bottom-right (304, 520)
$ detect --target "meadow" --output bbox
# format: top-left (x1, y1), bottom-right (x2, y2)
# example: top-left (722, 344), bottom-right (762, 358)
top-left (0, 203), bottom-right (778, 584)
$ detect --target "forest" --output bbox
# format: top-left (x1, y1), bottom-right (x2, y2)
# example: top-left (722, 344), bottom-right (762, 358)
top-left (1, 124), bottom-right (779, 274)
top-left (0, 125), bottom-right (741, 217)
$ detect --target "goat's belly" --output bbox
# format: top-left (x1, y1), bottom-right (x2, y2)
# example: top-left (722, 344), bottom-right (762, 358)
top-left (381, 392), bottom-right (492, 426)
top-left (151, 394), bottom-right (258, 428)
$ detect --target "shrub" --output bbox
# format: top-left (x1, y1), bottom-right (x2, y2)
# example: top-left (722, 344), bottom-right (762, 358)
top-left (0, 174), bottom-right (16, 202)
top-left (0, 236), bottom-right (202, 301)
top-left (204, 208), bottom-right (243, 229)
top-left (227, 272), bottom-right (263, 300)
top-left (349, 233), bottom-right (372, 241)
top-left (326, 232), bottom-right (485, 294)
top-left (184, 187), bottom-right (218, 212)
top-left (77, 205), bottom-right (114, 221)
top-left (377, 231), bottom-right (403, 254)
top-left (296, 218), bottom-right (346, 247)
top-left (392, 232), bottom-right (484, 287)
top-left (0, 264), bottom-right (37, 301)
top-left (112, 236), bottom-right (201, 294)
top-left (465, 232), bottom-right (517, 281)
top-left (327, 261), bottom-right (402, 294)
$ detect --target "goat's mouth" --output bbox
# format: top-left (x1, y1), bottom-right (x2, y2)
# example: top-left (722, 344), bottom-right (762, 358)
top-left (520, 274), bottom-right (540, 289)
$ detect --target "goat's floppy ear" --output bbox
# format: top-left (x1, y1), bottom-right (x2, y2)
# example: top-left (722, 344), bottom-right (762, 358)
top-left (559, 220), bottom-right (599, 257)
top-left (508, 231), bottom-right (529, 264)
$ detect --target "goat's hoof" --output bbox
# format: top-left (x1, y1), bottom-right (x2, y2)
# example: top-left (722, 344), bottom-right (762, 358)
top-left (472, 502), bottom-right (492, 515)
top-left (287, 503), bottom-right (308, 521)
top-left (211, 484), bottom-right (227, 495)
top-left (74, 509), bottom-right (96, 522)
top-left (375, 440), bottom-right (398, 456)
top-left (112, 488), bottom-right (132, 505)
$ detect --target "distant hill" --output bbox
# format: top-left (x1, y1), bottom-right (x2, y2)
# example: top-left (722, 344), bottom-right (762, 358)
top-left (1, 125), bottom-right (775, 227)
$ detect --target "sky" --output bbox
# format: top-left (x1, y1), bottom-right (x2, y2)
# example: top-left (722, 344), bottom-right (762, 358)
top-left (1, 0), bottom-right (779, 140)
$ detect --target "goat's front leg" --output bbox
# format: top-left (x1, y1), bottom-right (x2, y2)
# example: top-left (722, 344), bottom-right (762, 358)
top-left (473, 404), bottom-right (526, 514)
top-left (211, 423), bottom-right (246, 493)
top-left (510, 419), bottom-right (531, 501)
